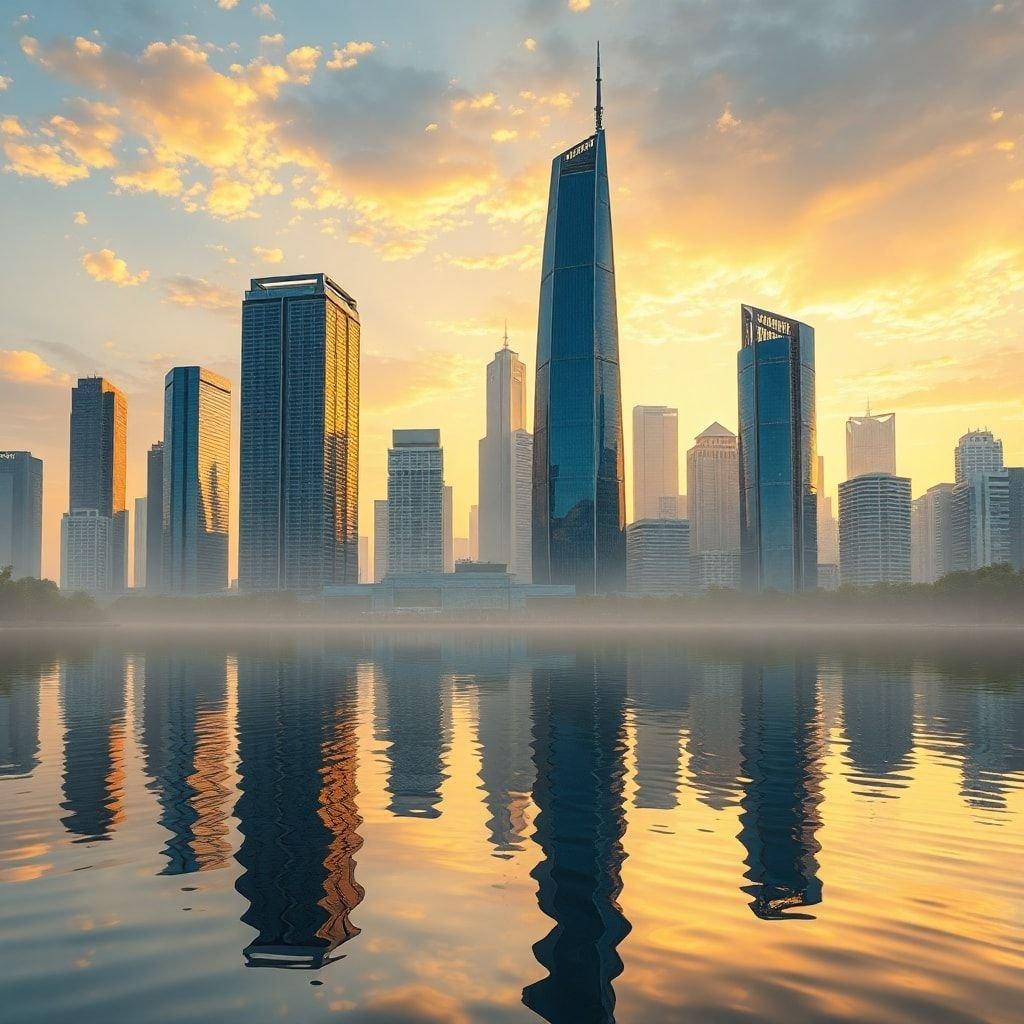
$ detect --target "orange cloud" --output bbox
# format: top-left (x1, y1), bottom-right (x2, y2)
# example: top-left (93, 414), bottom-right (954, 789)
top-left (113, 158), bottom-right (184, 196)
top-left (3, 141), bottom-right (88, 184)
top-left (0, 349), bottom-right (68, 385)
top-left (82, 248), bottom-right (149, 287)
top-left (253, 245), bottom-right (284, 262)
top-left (163, 274), bottom-right (236, 313)
top-left (326, 40), bottom-right (375, 71)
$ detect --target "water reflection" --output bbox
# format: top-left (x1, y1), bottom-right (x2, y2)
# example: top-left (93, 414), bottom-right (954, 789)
top-left (1, 635), bottom-right (1022, 1023)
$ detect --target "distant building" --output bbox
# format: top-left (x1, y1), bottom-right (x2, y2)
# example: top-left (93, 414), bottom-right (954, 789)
top-left (134, 497), bottom-right (147, 589)
top-left (69, 376), bottom-right (128, 591)
top-left (163, 366), bottom-right (231, 594)
top-left (0, 451), bottom-right (42, 579)
top-left (358, 536), bottom-right (369, 583)
top-left (911, 483), bottom-right (955, 583)
top-left (61, 509), bottom-right (112, 594)
top-left (479, 333), bottom-right (533, 580)
top-left (326, 562), bottom-right (574, 611)
top-left (145, 442), bottom-right (164, 592)
top-left (954, 429), bottom-right (1003, 484)
top-left (239, 274), bottom-right (359, 590)
top-left (633, 406), bottom-right (680, 522)
top-left (453, 537), bottom-right (471, 563)
top-left (469, 504), bottom-right (479, 561)
top-left (373, 499), bottom-right (389, 583)
top-left (687, 422), bottom-right (738, 556)
top-left (846, 411), bottom-right (896, 480)
top-left (817, 563), bottom-right (840, 591)
top-left (838, 473), bottom-right (911, 586)
top-left (626, 519), bottom-right (692, 596)
top-left (816, 455), bottom-right (839, 565)
top-left (697, 549), bottom-right (741, 591)
top-left (388, 430), bottom-right (443, 574)
top-left (951, 471), bottom-right (1010, 572)
top-left (738, 306), bottom-right (818, 592)
top-left (1009, 468), bottom-right (1024, 571)
top-left (443, 484), bottom-right (454, 573)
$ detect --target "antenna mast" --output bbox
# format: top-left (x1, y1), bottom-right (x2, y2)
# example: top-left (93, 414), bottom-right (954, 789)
top-left (595, 41), bottom-right (604, 132)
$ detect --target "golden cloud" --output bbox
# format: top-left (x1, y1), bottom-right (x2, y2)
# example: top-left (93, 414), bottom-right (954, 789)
top-left (285, 45), bottom-right (321, 84)
top-left (163, 274), bottom-right (236, 313)
top-left (440, 243), bottom-right (539, 271)
top-left (491, 127), bottom-right (517, 143)
top-left (253, 245), bottom-right (284, 262)
top-left (0, 116), bottom-right (26, 137)
top-left (0, 349), bottom-right (68, 385)
top-left (82, 248), bottom-right (149, 287)
top-left (73, 210), bottom-right (88, 225)
top-left (113, 159), bottom-right (184, 196)
top-left (47, 99), bottom-right (121, 168)
top-left (326, 40), bottom-right (375, 71)
top-left (3, 141), bottom-right (88, 185)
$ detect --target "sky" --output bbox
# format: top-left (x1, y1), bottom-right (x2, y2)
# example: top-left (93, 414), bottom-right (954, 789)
top-left (1, 0), bottom-right (1022, 582)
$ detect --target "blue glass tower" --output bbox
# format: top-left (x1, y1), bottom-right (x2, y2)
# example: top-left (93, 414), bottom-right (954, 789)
top-left (532, 46), bottom-right (626, 595)
top-left (737, 305), bottom-right (818, 592)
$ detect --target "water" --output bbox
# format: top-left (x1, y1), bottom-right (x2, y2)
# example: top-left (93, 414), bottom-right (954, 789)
top-left (1, 631), bottom-right (1022, 1023)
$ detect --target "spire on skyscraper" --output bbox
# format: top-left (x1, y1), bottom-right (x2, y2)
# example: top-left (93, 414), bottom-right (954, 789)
top-left (595, 41), bottom-right (603, 132)
top-left (503, 319), bottom-right (509, 349)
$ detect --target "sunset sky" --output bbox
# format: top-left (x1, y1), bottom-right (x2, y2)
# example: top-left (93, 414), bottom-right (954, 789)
top-left (1, 0), bottom-right (1022, 580)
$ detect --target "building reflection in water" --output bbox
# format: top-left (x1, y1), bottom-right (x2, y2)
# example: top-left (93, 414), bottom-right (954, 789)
top-left (686, 659), bottom-right (745, 811)
top-left (841, 660), bottom-right (914, 798)
top-left (141, 649), bottom-right (232, 874)
top-left (523, 646), bottom-right (631, 1024)
top-left (737, 657), bottom-right (824, 920)
top-left (233, 644), bottom-right (364, 969)
top-left (59, 651), bottom-right (128, 842)
top-left (0, 648), bottom-right (49, 779)
top-left (373, 640), bottom-right (451, 819)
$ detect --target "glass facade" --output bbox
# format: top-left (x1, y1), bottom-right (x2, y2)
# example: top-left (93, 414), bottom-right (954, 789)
top-left (163, 367), bottom-right (231, 594)
top-left (737, 306), bottom-right (818, 592)
top-left (239, 274), bottom-right (360, 591)
top-left (145, 442), bottom-right (164, 592)
top-left (69, 376), bottom-right (128, 590)
top-left (0, 451), bottom-right (43, 579)
top-left (532, 129), bottom-right (625, 595)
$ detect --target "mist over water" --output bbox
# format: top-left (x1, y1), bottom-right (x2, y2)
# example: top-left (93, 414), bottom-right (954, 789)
top-left (1, 631), bottom-right (1022, 1024)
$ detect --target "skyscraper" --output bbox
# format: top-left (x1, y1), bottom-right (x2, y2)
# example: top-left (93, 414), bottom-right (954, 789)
top-left (373, 499), bottom-right (389, 582)
top-left (1009, 468), bottom-right (1024, 572)
top-left (954, 429), bottom-right (1003, 484)
top-left (838, 473), bottom-right (912, 586)
top-left (443, 483), bottom-right (454, 573)
top-left (133, 497), bottom-right (147, 589)
top-left (479, 329), bottom-right (533, 578)
top-left (239, 274), bottom-right (359, 591)
top-left (163, 366), bottom-right (231, 594)
top-left (633, 406), bottom-right (680, 521)
top-left (358, 535), bottom-right (369, 583)
top-left (737, 306), bottom-right (818, 592)
top-left (532, 47), bottom-right (626, 595)
top-left (951, 471), bottom-right (1010, 571)
top-left (626, 518), bottom-right (692, 596)
top-left (145, 441), bottom-right (165, 592)
top-left (387, 430), bottom-right (443, 574)
top-left (0, 451), bottom-right (42, 579)
top-left (469, 504), bottom-right (479, 561)
top-left (686, 422), bottom-right (739, 553)
top-left (845, 411), bottom-right (896, 480)
top-left (68, 376), bottom-right (128, 591)
top-left (815, 455), bottom-right (839, 565)
top-left (911, 483), bottom-right (955, 583)
top-left (60, 509), bottom-right (112, 593)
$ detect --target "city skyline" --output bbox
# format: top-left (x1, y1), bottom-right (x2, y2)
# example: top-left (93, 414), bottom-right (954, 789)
top-left (4, 5), bottom-right (1021, 580)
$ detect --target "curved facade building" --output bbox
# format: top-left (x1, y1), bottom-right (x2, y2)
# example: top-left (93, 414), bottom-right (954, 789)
top-left (738, 305), bottom-right (818, 592)
top-left (532, 57), bottom-right (625, 595)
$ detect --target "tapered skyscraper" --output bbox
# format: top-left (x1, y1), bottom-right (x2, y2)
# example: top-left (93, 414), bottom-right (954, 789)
top-left (532, 45), bottom-right (626, 595)
top-left (239, 274), bottom-right (360, 590)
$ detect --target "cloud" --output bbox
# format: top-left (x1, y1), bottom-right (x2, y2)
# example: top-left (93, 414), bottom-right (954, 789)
top-left (3, 141), bottom-right (88, 185)
top-left (72, 210), bottom-right (87, 225)
top-left (251, 3), bottom-right (274, 19)
top-left (47, 99), bottom-right (121, 168)
top-left (82, 248), bottom-right (149, 286)
top-left (452, 91), bottom-right (498, 112)
top-left (253, 245), bottom-right (283, 262)
top-left (716, 105), bottom-right (740, 132)
top-left (0, 116), bottom-right (27, 137)
top-left (326, 40), bottom-right (375, 71)
top-left (217, 0), bottom-right (240, 8)
top-left (162, 274), bottom-right (236, 313)
top-left (439, 244), bottom-right (539, 271)
top-left (259, 32), bottom-right (284, 48)
top-left (490, 128), bottom-right (517, 143)
top-left (0, 76), bottom-right (12, 91)
top-left (362, 348), bottom-right (476, 411)
top-left (285, 45), bottom-right (321, 84)
top-left (113, 158), bottom-right (184, 196)
top-left (0, 349), bottom-right (68, 385)
top-left (568, 0), bottom-right (592, 10)
top-left (522, 38), bottom-right (538, 52)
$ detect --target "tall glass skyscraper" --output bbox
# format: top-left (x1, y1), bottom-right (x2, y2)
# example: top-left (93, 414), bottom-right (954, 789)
top-left (239, 274), bottom-right (360, 591)
top-left (68, 376), bottom-right (128, 591)
top-left (737, 305), bottom-right (818, 592)
top-left (163, 366), bottom-right (231, 594)
top-left (0, 451), bottom-right (43, 579)
top-left (532, 47), bottom-right (626, 595)
top-left (145, 441), bottom-right (164, 592)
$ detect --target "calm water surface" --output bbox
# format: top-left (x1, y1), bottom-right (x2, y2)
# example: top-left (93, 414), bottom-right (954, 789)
top-left (1, 632), bottom-right (1022, 1023)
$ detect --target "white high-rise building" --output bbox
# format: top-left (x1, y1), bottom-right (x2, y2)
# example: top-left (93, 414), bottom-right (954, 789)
top-left (478, 332), bottom-right (532, 579)
top-left (387, 430), bottom-right (443, 574)
top-left (838, 473), bottom-right (912, 586)
top-left (951, 471), bottom-right (1010, 571)
top-left (686, 422), bottom-right (739, 553)
top-left (443, 484), bottom-right (454, 573)
top-left (61, 509), bottom-right (113, 594)
top-left (358, 535), bottom-right (369, 583)
top-left (633, 406), bottom-right (680, 522)
top-left (373, 499), bottom-right (389, 582)
top-left (846, 411), bottom-right (896, 480)
top-left (816, 455), bottom-right (839, 564)
top-left (911, 483), bottom-right (954, 583)
top-left (954, 429), bottom-right (1003, 484)
top-left (133, 496), bottom-right (147, 589)
top-left (626, 519), bottom-right (692, 595)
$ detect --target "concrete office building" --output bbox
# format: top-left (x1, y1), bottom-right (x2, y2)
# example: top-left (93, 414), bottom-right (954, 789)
top-left (633, 406), bottom-right (680, 522)
top-left (911, 483), bottom-right (955, 583)
top-left (838, 473), bottom-right (911, 586)
top-left (60, 509), bottom-right (112, 594)
top-left (626, 518), bottom-right (693, 596)
top-left (951, 471), bottom-right (1010, 572)
top-left (387, 430), bottom-right (443, 574)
